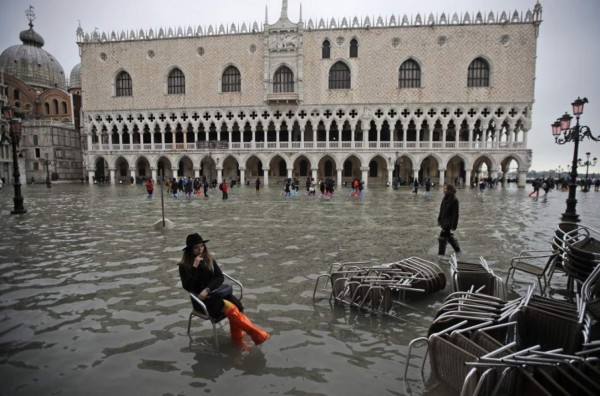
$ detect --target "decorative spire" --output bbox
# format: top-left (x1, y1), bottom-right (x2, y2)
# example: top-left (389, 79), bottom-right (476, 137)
top-left (25, 5), bottom-right (36, 28)
top-left (281, 0), bottom-right (288, 20)
top-left (265, 5), bottom-right (268, 24)
top-left (299, 2), bottom-right (303, 22)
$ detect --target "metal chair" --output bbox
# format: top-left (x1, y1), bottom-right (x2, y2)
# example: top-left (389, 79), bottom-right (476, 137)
top-left (187, 273), bottom-right (243, 350)
top-left (505, 250), bottom-right (559, 295)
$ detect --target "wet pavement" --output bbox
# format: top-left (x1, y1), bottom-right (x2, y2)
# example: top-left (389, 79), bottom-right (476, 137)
top-left (1, 183), bottom-right (599, 395)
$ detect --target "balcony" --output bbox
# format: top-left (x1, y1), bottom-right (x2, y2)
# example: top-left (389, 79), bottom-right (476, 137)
top-left (266, 92), bottom-right (299, 104)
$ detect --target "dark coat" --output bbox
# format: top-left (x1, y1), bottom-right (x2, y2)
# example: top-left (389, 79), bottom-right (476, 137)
top-left (437, 194), bottom-right (459, 231)
top-left (179, 259), bottom-right (227, 317)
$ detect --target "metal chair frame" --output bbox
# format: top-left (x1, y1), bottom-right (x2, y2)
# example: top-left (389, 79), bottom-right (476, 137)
top-left (186, 273), bottom-right (243, 350)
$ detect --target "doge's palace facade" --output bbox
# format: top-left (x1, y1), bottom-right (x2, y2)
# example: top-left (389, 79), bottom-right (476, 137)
top-left (78, 0), bottom-right (542, 187)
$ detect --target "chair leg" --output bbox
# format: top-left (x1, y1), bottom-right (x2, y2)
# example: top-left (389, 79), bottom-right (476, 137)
top-left (211, 322), bottom-right (219, 351)
top-left (187, 312), bottom-right (193, 335)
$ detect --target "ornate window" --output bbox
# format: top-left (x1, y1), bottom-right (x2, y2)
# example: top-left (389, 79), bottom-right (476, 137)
top-left (399, 59), bottom-right (421, 88)
top-left (329, 61), bottom-right (351, 89)
top-left (322, 40), bottom-right (331, 59)
top-left (222, 66), bottom-right (241, 92)
top-left (467, 58), bottom-right (490, 87)
top-left (168, 68), bottom-right (185, 94)
top-left (349, 39), bottom-right (358, 58)
top-left (273, 66), bottom-right (294, 93)
top-left (116, 71), bottom-right (133, 96)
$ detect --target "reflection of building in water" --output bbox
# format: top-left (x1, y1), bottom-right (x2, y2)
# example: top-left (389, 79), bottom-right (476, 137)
top-left (77, 0), bottom-right (542, 187)
top-left (0, 6), bottom-right (83, 184)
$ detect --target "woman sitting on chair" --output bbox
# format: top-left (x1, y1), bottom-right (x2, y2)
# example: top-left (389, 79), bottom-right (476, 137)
top-left (178, 233), bottom-right (270, 347)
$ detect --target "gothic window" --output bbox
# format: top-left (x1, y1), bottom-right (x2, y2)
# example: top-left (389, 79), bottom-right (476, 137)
top-left (53, 99), bottom-right (59, 114)
top-left (329, 61), bottom-right (351, 89)
top-left (116, 71), bottom-right (133, 96)
top-left (44, 102), bottom-right (50, 114)
top-left (322, 40), bottom-right (331, 59)
top-left (273, 66), bottom-right (294, 93)
top-left (222, 66), bottom-right (241, 92)
top-left (399, 59), bottom-right (421, 88)
top-left (168, 68), bottom-right (185, 94)
top-left (61, 101), bottom-right (67, 114)
top-left (467, 58), bottom-right (490, 87)
top-left (14, 89), bottom-right (20, 100)
top-left (349, 39), bottom-right (358, 58)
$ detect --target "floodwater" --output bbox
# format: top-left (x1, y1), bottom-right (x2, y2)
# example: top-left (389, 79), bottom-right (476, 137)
top-left (1, 182), bottom-right (599, 395)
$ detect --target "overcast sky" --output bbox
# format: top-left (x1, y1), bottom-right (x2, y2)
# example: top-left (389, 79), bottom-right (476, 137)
top-left (2, 0), bottom-right (599, 174)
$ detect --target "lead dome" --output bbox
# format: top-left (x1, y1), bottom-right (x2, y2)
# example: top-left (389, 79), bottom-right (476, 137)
top-left (0, 20), bottom-right (66, 90)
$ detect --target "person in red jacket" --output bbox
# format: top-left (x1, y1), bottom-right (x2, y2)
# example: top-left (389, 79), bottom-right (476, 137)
top-left (219, 179), bottom-right (228, 200)
top-left (145, 179), bottom-right (154, 199)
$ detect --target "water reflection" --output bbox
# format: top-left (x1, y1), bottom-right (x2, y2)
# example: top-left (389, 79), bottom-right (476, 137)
top-left (1, 184), bottom-right (599, 395)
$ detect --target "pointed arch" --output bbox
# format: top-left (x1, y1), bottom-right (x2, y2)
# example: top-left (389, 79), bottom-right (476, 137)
top-left (222, 65), bottom-right (241, 92)
top-left (116, 70), bottom-right (132, 96)
top-left (273, 65), bottom-right (294, 93)
top-left (167, 67), bottom-right (185, 94)
top-left (467, 57), bottom-right (490, 87)
top-left (329, 61), bottom-right (351, 89)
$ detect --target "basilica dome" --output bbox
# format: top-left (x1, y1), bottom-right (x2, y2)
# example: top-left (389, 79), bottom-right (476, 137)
top-left (0, 21), bottom-right (66, 90)
top-left (69, 63), bottom-right (81, 89)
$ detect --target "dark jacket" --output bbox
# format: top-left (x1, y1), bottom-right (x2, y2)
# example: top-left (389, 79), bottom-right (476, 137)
top-left (179, 260), bottom-right (226, 317)
top-left (437, 194), bottom-right (459, 231)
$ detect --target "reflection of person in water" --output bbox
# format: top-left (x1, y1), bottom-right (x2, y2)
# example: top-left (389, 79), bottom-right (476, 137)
top-left (178, 233), bottom-right (270, 349)
top-left (189, 345), bottom-right (267, 381)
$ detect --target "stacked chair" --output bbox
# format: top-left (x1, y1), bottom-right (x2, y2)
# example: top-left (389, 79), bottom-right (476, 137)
top-left (562, 225), bottom-right (600, 286)
top-left (405, 280), bottom-right (599, 395)
top-left (451, 255), bottom-right (505, 299)
top-left (312, 257), bottom-right (446, 318)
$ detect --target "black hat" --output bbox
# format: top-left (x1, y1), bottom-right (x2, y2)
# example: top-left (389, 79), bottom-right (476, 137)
top-left (182, 233), bottom-right (210, 251)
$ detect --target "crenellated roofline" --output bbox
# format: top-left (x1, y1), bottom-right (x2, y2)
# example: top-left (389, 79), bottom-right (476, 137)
top-left (76, 6), bottom-right (542, 44)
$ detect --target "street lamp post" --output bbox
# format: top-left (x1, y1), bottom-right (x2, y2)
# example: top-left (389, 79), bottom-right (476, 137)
top-left (551, 97), bottom-right (600, 222)
top-left (39, 153), bottom-right (54, 188)
top-left (0, 109), bottom-right (27, 214)
top-left (578, 152), bottom-right (597, 192)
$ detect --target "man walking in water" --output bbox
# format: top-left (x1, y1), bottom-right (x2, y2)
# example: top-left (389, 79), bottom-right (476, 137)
top-left (437, 183), bottom-right (461, 256)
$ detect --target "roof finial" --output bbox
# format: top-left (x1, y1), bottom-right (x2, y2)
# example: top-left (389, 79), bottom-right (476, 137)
top-left (299, 2), bottom-right (303, 22)
top-left (281, 0), bottom-right (289, 20)
top-left (265, 5), bottom-right (268, 24)
top-left (25, 5), bottom-right (36, 28)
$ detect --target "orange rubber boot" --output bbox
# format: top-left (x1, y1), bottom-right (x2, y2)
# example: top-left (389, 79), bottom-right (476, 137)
top-left (224, 304), bottom-right (270, 345)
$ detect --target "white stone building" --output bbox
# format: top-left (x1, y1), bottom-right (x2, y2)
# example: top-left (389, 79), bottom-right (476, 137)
top-left (78, 0), bottom-right (542, 187)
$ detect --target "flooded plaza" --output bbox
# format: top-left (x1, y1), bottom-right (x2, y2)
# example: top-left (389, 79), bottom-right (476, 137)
top-left (1, 182), bottom-right (599, 395)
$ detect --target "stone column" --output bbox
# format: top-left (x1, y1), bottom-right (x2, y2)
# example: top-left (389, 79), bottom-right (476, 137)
top-left (88, 170), bottom-right (95, 183)
top-left (287, 167), bottom-right (293, 180)
top-left (151, 168), bottom-right (157, 182)
top-left (87, 133), bottom-right (93, 152)
top-left (109, 168), bottom-right (116, 184)
top-left (239, 167), bottom-right (246, 184)
top-left (263, 167), bottom-right (270, 186)
top-left (194, 167), bottom-right (200, 178)
top-left (360, 166), bottom-right (369, 187)
top-left (517, 170), bottom-right (527, 188)
top-left (336, 167), bottom-right (342, 187)
top-left (311, 167), bottom-right (318, 183)
top-left (171, 168), bottom-right (178, 180)
top-left (387, 166), bottom-right (393, 186)
top-left (490, 169), bottom-right (498, 181)
top-left (413, 169), bottom-right (419, 181)
top-left (217, 167), bottom-right (223, 184)
top-left (465, 169), bottom-right (472, 188)
top-left (130, 168), bottom-right (136, 184)
top-left (438, 169), bottom-right (446, 186)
